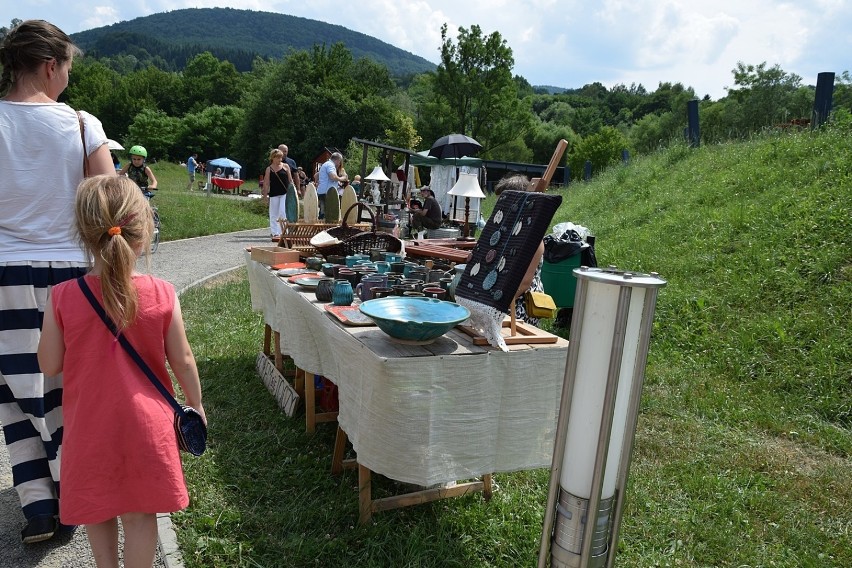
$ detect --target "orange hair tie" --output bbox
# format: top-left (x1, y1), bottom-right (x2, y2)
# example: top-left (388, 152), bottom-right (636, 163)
top-left (108, 226), bottom-right (122, 236)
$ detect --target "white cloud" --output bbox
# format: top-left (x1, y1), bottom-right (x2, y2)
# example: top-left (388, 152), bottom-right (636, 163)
top-left (82, 6), bottom-right (121, 30)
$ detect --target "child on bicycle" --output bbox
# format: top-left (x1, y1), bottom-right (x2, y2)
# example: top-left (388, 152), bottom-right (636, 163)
top-left (37, 175), bottom-right (204, 568)
top-left (120, 145), bottom-right (158, 190)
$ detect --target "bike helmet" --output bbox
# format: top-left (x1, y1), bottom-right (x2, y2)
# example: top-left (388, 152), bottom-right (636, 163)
top-left (128, 145), bottom-right (148, 158)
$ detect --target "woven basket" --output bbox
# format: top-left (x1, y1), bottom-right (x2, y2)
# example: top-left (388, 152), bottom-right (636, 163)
top-left (277, 220), bottom-right (370, 255)
top-left (313, 203), bottom-right (402, 258)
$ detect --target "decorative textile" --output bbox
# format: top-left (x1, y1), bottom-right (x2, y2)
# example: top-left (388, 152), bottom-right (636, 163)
top-left (454, 190), bottom-right (562, 348)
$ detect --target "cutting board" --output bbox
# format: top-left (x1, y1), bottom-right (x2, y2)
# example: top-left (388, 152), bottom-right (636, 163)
top-left (324, 188), bottom-right (340, 223)
top-left (340, 185), bottom-right (358, 225)
top-left (325, 304), bottom-right (375, 326)
top-left (303, 183), bottom-right (318, 222)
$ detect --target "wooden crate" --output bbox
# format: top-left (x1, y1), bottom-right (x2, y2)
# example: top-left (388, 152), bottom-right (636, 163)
top-left (250, 246), bottom-right (300, 265)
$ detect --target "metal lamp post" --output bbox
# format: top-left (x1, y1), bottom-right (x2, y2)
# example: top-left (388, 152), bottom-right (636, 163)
top-left (538, 266), bottom-right (666, 568)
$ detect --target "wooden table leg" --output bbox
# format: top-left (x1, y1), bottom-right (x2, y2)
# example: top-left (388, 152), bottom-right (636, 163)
top-left (273, 331), bottom-right (283, 372)
top-left (305, 373), bottom-right (317, 434)
top-left (294, 367), bottom-right (305, 399)
top-left (358, 464), bottom-right (372, 525)
top-left (331, 426), bottom-right (348, 475)
top-left (263, 324), bottom-right (272, 356)
top-left (483, 473), bottom-right (493, 500)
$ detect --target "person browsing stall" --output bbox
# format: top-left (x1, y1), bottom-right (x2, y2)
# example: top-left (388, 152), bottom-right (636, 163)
top-left (38, 175), bottom-right (206, 568)
top-left (410, 186), bottom-right (443, 237)
top-left (316, 152), bottom-right (347, 217)
top-left (0, 19), bottom-right (116, 544)
top-left (261, 148), bottom-right (294, 239)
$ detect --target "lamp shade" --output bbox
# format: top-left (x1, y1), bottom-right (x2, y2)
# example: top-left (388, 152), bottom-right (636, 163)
top-left (364, 165), bottom-right (390, 181)
top-left (447, 173), bottom-right (485, 198)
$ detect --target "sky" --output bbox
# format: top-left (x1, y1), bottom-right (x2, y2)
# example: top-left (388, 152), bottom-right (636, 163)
top-left (6, 0), bottom-right (852, 99)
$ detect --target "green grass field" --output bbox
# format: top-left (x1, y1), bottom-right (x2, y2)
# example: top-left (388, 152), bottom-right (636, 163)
top-left (165, 127), bottom-right (850, 567)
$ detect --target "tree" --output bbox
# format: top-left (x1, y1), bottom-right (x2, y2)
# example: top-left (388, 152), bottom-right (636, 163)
top-left (431, 24), bottom-right (531, 156)
top-left (126, 109), bottom-right (181, 160)
top-left (568, 126), bottom-right (629, 180)
top-left (725, 62), bottom-right (804, 129)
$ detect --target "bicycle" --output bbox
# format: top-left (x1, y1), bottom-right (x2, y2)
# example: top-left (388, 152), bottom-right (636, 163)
top-left (139, 186), bottom-right (160, 253)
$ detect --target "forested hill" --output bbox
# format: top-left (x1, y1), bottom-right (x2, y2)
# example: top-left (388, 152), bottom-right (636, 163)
top-left (71, 7), bottom-right (437, 77)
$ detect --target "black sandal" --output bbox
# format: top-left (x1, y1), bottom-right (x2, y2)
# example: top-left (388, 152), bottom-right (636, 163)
top-left (21, 514), bottom-right (57, 544)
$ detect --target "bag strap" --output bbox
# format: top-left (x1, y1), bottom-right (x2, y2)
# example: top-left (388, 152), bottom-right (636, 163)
top-left (76, 277), bottom-right (186, 417)
top-left (76, 111), bottom-right (90, 177)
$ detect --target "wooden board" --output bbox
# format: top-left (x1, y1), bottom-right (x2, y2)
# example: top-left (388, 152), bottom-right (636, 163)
top-left (324, 188), bottom-right (341, 223)
top-left (256, 353), bottom-right (300, 417)
top-left (285, 182), bottom-right (299, 222)
top-left (458, 318), bottom-right (559, 345)
top-left (340, 185), bottom-right (359, 225)
top-left (303, 183), bottom-right (319, 223)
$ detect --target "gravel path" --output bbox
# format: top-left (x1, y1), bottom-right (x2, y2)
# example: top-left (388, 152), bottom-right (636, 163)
top-left (0, 228), bottom-right (272, 568)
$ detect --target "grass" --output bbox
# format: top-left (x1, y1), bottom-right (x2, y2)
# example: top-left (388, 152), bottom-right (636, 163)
top-left (140, 161), bottom-right (267, 240)
top-left (169, 127), bottom-right (849, 566)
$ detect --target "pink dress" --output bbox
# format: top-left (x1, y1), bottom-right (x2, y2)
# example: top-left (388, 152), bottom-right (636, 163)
top-left (52, 274), bottom-right (189, 524)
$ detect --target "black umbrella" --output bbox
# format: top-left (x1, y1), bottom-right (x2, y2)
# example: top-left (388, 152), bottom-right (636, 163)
top-left (428, 134), bottom-right (482, 159)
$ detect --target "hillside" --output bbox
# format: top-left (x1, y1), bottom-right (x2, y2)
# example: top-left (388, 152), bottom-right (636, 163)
top-left (71, 7), bottom-right (437, 77)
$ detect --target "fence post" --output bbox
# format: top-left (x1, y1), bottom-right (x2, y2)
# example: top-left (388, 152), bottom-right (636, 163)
top-left (687, 99), bottom-right (700, 148)
top-left (812, 72), bottom-right (835, 128)
top-left (621, 149), bottom-right (630, 164)
top-left (583, 161), bottom-right (592, 181)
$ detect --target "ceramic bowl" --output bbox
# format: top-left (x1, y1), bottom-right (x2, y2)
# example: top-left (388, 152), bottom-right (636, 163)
top-left (359, 297), bottom-right (470, 343)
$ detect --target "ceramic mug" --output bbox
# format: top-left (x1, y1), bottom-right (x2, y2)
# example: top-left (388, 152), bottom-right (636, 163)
top-left (321, 263), bottom-right (336, 277)
top-left (392, 284), bottom-right (416, 296)
top-left (427, 270), bottom-right (446, 283)
top-left (390, 261), bottom-right (406, 273)
top-left (374, 261), bottom-right (391, 274)
top-left (315, 278), bottom-right (335, 302)
top-left (422, 287), bottom-right (447, 300)
top-left (327, 255), bottom-right (346, 265)
top-left (331, 264), bottom-right (348, 279)
top-left (369, 287), bottom-right (395, 299)
top-left (332, 279), bottom-right (354, 306)
top-left (305, 256), bottom-right (324, 270)
top-left (402, 263), bottom-right (420, 278)
top-left (383, 252), bottom-right (402, 263)
top-left (355, 276), bottom-right (387, 302)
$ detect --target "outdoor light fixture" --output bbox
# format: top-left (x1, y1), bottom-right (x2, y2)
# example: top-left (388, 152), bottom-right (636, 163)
top-left (364, 165), bottom-right (390, 181)
top-left (538, 266), bottom-right (666, 568)
top-left (447, 172), bottom-right (485, 240)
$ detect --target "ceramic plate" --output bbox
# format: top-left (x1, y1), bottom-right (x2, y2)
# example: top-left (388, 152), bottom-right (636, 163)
top-left (277, 268), bottom-right (314, 277)
top-left (293, 276), bottom-right (323, 288)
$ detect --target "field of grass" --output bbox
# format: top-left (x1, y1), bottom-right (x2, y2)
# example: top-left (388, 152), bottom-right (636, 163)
top-left (170, 127), bottom-right (850, 567)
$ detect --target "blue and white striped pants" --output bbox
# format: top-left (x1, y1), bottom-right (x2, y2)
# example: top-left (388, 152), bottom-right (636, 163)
top-left (0, 261), bottom-right (88, 522)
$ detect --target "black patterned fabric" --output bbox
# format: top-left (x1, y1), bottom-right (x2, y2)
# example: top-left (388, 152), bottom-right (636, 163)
top-left (455, 190), bottom-right (562, 314)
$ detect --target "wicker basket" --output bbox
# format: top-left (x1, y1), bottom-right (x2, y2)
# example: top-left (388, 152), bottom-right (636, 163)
top-left (313, 203), bottom-right (402, 259)
top-left (277, 220), bottom-right (370, 256)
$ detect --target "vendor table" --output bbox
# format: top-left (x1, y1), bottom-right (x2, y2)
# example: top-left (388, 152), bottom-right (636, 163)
top-left (212, 176), bottom-right (245, 193)
top-left (247, 253), bottom-right (569, 521)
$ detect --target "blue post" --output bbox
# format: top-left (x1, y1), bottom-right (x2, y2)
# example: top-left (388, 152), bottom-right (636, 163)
top-left (564, 166), bottom-right (571, 185)
top-left (687, 99), bottom-right (700, 148)
top-left (583, 160), bottom-right (592, 181)
top-left (812, 72), bottom-right (835, 128)
top-left (621, 149), bottom-right (630, 164)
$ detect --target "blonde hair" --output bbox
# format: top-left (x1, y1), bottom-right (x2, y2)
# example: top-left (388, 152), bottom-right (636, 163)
top-left (0, 20), bottom-right (81, 96)
top-left (269, 149), bottom-right (283, 162)
top-left (75, 175), bottom-right (153, 329)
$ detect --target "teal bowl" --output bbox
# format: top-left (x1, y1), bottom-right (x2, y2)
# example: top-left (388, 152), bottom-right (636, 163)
top-left (359, 297), bottom-right (470, 343)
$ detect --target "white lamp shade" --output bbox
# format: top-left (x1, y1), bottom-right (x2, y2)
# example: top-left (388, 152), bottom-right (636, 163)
top-left (447, 173), bottom-right (485, 198)
top-left (364, 165), bottom-right (390, 181)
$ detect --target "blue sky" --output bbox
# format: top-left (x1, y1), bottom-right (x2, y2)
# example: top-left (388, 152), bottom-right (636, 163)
top-left (6, 0), bottom-right (851, 99)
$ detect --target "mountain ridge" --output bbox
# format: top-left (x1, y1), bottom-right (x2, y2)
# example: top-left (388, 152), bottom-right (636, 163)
top-left (71, 7), bottom-right (438, 77)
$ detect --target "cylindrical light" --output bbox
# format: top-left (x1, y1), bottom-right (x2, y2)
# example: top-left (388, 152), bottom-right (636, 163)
top-left (539, 266), bottom-right (666, 568)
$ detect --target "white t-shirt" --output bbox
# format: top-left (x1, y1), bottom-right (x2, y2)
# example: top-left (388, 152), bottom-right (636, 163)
top-left (0, 101), bottom-right (107, 262)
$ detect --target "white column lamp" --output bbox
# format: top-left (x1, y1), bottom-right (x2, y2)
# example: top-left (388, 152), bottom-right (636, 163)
top-left (538, 266), bottom-right (667, 568)
top-left (447, 172), bottom-right (485, 240)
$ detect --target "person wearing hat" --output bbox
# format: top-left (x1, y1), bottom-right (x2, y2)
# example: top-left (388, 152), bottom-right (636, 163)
top-left (410, 185), bottom-right (442, 238)
top-left (120, 145), bottom-right (158, 190)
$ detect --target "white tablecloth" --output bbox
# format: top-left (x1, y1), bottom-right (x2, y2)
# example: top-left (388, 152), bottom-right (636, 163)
top-left (247, 253), bottom-right (569, 486)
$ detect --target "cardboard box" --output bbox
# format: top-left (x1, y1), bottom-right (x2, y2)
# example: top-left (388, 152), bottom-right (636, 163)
top-left (250, 246), bottom-right (300, 265)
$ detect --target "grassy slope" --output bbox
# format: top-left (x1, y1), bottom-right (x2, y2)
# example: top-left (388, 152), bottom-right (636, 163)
top-left (175, 128), bottom-right (851, 567)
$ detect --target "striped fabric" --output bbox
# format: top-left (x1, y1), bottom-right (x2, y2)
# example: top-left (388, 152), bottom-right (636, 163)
top-left (0, 261), bottom-right (88, 520)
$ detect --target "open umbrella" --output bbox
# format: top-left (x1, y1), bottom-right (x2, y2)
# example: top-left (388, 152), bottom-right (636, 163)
top-left (107, 139), bottom-right (124, 151)
top-left (208, 157), bottom-right (242, 169)
top-left (428, 134), bottom-right (482, 159)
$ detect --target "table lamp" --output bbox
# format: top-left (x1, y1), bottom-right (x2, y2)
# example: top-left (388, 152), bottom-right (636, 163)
top-left (447, 173), bottom-right (485, 240)
top-left (365, 166), bottom-right (391, 205)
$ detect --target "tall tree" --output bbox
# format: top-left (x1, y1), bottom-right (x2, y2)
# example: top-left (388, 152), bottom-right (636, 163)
top-left (432, 24), bottom-right (530, 156)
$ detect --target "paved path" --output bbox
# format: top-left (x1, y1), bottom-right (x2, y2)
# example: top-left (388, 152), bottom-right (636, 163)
top-left (0, 228), bottom-right (272, 568)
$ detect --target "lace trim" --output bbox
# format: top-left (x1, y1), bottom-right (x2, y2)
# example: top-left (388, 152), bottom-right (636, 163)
top-left (456, 296), bottom-right (508, 351)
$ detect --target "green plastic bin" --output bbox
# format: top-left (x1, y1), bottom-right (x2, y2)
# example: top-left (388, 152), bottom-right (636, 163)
top-left (540, 255), bottom-right (582, 308)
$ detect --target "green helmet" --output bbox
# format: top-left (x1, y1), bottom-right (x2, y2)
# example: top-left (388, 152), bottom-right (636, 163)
top-left (128, 145), bottom-right (147, 158)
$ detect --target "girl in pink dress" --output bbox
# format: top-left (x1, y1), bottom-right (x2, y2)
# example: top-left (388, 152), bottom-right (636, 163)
top-left (38, 175), bottom-right (206, 568)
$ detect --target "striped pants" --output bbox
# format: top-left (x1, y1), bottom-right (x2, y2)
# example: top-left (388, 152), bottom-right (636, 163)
top-left (0, 261), bottom-right (87, 523)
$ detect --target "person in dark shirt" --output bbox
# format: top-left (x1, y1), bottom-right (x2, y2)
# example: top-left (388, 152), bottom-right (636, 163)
top-left (410, 186), bottom-right (443, 236)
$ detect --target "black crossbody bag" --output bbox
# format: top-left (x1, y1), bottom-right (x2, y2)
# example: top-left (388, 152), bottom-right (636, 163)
top-left (77, 277), bottom-right (207, 456)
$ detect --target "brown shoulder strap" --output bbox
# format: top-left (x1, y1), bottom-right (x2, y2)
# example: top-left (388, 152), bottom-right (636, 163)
top-left (76, 111), bottom-right (89, 177)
